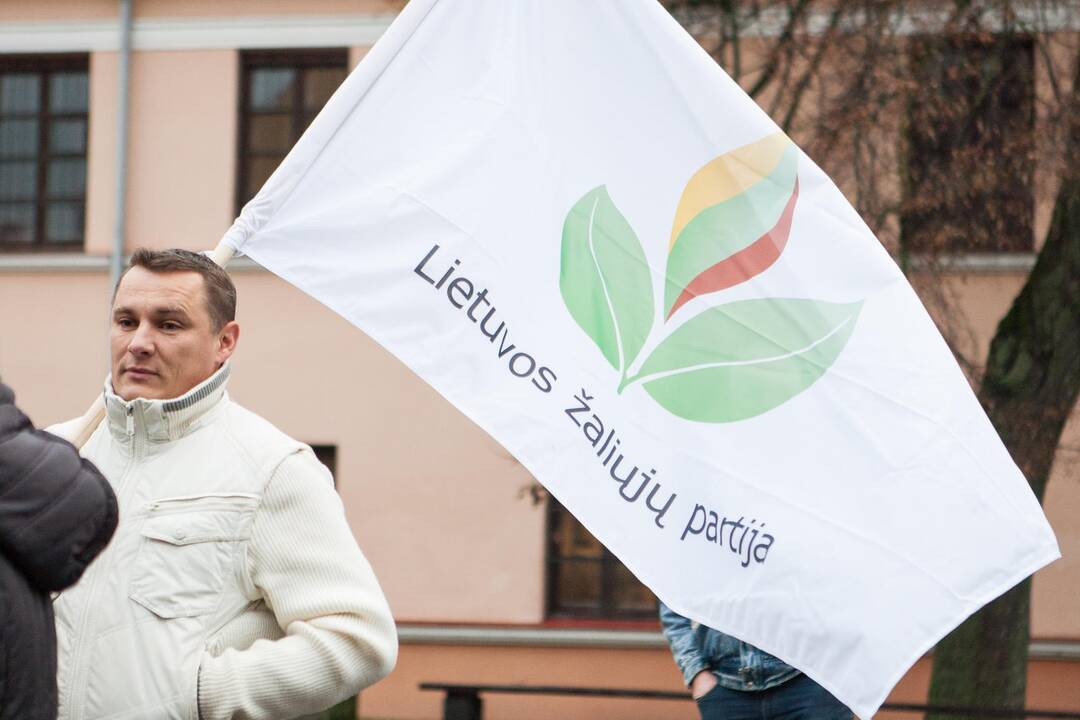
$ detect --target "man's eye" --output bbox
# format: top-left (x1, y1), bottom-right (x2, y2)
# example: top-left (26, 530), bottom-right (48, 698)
top-left (117, 318), bottom-right (135, 328)
top-left (161, 322), bottom-right (181, 331)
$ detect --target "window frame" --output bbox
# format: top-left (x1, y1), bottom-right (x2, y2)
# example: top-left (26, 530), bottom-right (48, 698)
top-left (545, 499), bottom-right (657, 621)
top-left (0, 53), bottom-right (89, 252)
top-left (235, 48), bottom-right (349, 215)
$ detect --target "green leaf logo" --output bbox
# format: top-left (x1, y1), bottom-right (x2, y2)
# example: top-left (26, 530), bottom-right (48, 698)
top-left (631, 299), bottom-right (862, 423)
top-left (559, 133), bottom-right (862, 423)
top-left (560, 186), bottom-right (655, 383)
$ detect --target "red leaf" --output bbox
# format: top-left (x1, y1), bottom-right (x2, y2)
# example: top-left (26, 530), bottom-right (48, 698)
top-left (666, 177), bottom-right (799, 320)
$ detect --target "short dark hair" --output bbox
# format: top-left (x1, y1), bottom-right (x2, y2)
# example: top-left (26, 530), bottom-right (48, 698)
top-left (117, 248), bottom-right (237, 331)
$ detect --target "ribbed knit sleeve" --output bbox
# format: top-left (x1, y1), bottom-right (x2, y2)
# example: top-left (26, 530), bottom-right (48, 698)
top-left (196, 451), bottom-right (398, 720)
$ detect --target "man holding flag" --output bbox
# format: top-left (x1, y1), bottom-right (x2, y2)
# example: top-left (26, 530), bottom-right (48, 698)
top-left (50, 249), bottom-right (397, 720)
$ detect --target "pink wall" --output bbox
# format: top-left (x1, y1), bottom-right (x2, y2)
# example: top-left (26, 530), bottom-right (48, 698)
top-left (1037, 442), bottom-right (1080, 639)
top-left (87, 49), bottom-right (239, 256)
top-left (0, 274), bottom-right (111, 416)
top-left (85, 52), bottom-right (120, 257)
top-left (125, 49), bottom-right (238, 252)
top-left (0, 0), bottom-right (403, 22)
top-left (136, 0), bottom-right (403, 17)
top-left (0, 0), bottom-right (117, 22)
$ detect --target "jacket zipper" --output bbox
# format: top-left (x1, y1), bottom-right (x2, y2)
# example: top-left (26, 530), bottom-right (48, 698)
top-left (68, 405), bottom-right (140, 720)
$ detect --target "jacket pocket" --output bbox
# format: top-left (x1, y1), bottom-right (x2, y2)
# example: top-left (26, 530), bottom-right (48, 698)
top-left (700, 627), bottom-right (741, 673)
top-left (129, 494), bottom-right (258, 619)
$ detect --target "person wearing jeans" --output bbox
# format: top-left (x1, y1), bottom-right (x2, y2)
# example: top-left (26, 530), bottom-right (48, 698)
top-left (659, 601), bottom-right (853, 720)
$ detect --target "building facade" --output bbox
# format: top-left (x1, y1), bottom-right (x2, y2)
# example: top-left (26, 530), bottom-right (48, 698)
top-left (0, 2), bottom-right (1077, 718)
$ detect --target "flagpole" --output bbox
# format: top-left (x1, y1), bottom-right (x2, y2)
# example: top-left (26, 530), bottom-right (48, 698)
top-left (67, 241), bottom-right (236, 450)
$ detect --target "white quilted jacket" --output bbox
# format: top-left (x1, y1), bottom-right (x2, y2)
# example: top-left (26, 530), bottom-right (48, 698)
top-left (51, 365), bottom-right (397, 720)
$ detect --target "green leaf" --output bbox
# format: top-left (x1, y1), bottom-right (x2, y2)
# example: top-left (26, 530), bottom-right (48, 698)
top-left (560, 186), bottom-right (654, 376)
top-left (664, 144), bottom-right (799, 316)
top-left (632, 298), bottom-right (862, 422)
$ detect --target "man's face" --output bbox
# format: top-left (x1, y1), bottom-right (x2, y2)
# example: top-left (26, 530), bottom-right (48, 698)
top-left (110, 267), bottom-right (239, 401)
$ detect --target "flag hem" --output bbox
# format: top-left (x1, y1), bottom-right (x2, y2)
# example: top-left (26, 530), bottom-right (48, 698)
top-left (855, 542), bottom-right (1060, 719)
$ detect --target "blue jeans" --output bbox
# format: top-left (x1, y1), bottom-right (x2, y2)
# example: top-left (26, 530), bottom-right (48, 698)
top-left (695, 672), bottom-right (853, 720)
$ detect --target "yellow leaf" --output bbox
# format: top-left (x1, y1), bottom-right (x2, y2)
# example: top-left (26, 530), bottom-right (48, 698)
top-left (669, 132), bottom-right (792, 251)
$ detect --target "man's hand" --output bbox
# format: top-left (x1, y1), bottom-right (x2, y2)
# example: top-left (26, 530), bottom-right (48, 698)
top-left (690, 670), bottom-right (718, 699)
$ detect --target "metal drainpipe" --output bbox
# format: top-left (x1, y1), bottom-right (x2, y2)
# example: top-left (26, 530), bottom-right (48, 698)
top-left (109, 0), bottom-right (133, 293)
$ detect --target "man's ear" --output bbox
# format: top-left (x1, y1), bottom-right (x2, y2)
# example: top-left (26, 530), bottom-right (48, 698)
top-left (217, 321), bottom-right (240, 364)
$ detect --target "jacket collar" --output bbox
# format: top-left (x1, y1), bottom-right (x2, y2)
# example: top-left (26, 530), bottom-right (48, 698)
top-left (103, 363), bottom-right (231, 443)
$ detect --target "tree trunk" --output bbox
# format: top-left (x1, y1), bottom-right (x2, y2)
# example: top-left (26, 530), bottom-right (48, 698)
top-left (926, 47), bottom-right (1080, 720)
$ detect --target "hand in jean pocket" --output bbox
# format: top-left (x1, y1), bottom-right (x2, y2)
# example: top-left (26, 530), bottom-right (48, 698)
top-left (690, 670), bottom-right (719, 699)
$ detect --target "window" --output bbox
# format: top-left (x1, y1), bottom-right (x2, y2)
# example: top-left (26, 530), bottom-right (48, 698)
top-left (902, 36), bottom-right (1034, 253)
top-left (0, 55), bottom-right (88, 249)
top-left (547, 500), bottom-right (656, 620)
top-left (237, 50), bottom-right (348, 212)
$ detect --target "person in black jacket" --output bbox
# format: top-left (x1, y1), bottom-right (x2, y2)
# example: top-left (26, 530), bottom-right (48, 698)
top-left (0, 381), bottom-right (118, 720)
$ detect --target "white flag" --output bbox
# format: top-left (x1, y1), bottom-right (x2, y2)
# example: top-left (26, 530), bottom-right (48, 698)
top-left (222, 1), bottom-right (1060, 716)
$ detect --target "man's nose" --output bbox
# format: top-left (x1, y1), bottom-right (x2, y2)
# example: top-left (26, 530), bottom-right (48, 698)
top-left (127, 323), bottom-right (156, 356)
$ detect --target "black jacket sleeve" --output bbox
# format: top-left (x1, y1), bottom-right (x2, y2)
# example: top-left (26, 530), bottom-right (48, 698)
top-left (0, 383), bottom-right (118, 592)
